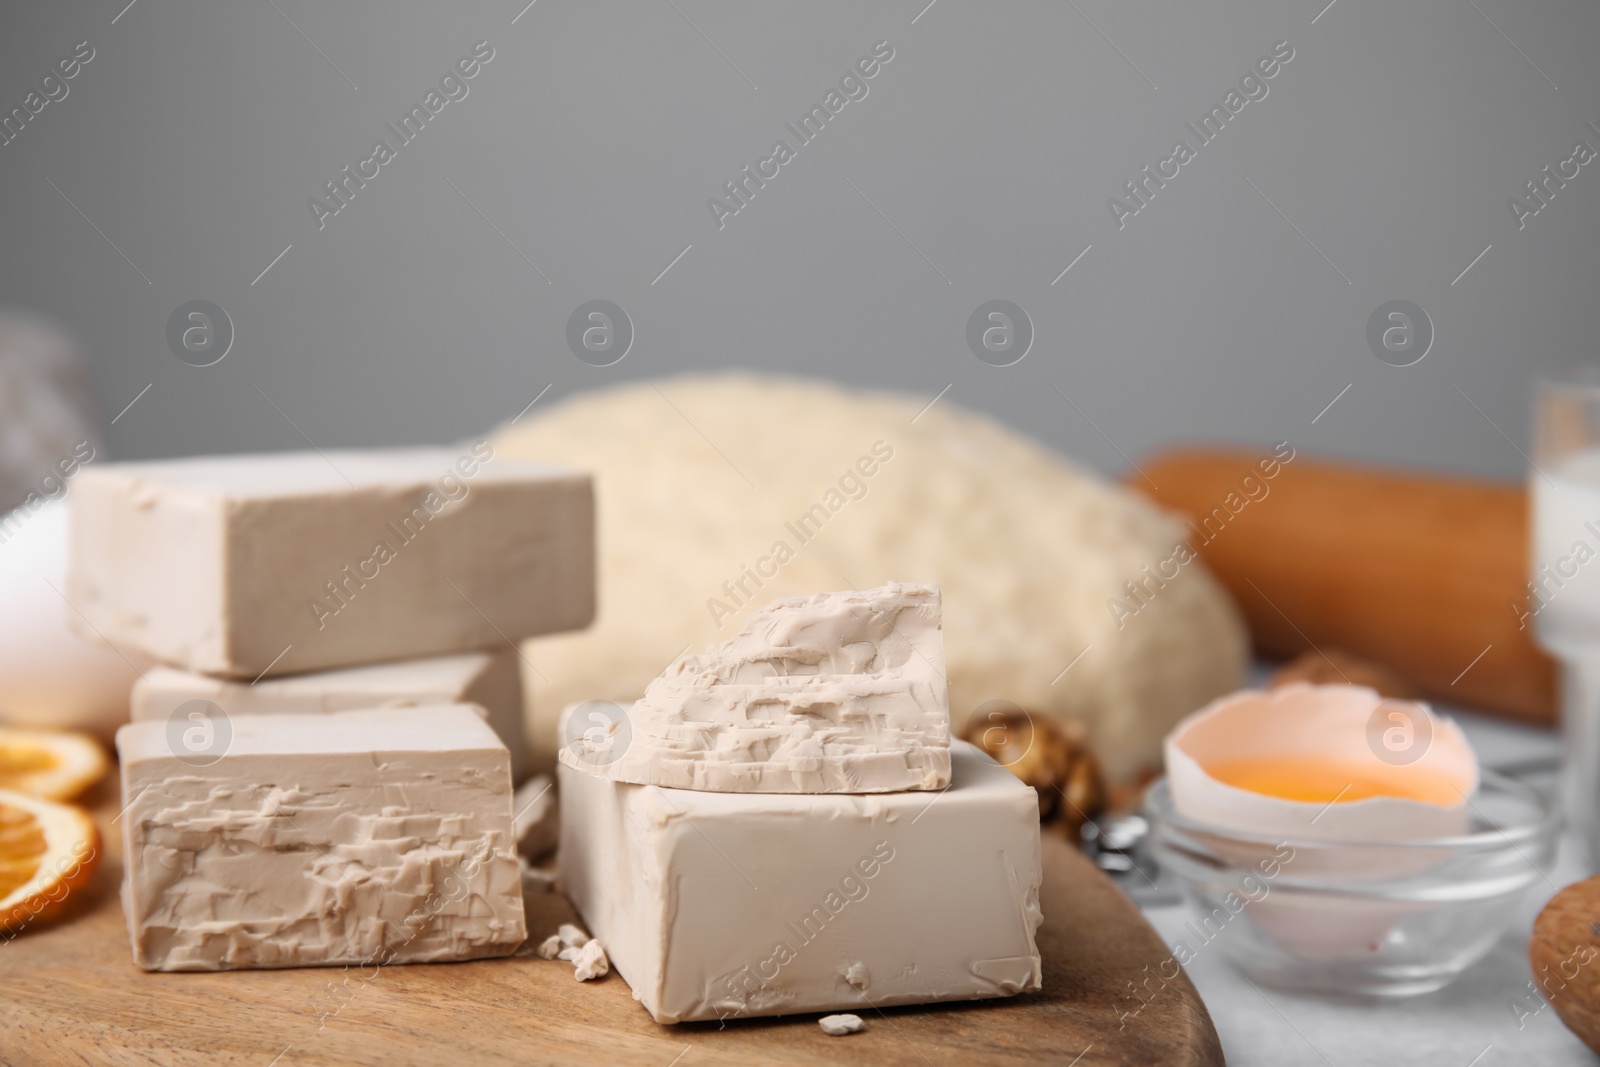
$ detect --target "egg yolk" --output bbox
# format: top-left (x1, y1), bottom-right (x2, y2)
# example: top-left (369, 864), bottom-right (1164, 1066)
top-left (1203, 755), bottom-right (1462, 806)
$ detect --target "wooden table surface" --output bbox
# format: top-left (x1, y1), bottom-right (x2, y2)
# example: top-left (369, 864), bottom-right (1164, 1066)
top-left (3, 781), bottom-right (1223, 1066)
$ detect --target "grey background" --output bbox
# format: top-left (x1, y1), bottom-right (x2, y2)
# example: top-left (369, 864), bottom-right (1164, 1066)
top-left (1, 0), bottom-right (1596, 478)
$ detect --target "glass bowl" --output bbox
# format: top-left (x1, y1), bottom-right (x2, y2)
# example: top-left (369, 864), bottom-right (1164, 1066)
top-left (1144, 770), bottom-right (1560, 998)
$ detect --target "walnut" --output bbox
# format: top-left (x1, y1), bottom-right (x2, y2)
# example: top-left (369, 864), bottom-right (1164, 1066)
top-left (1529, 874), bottom-right (1600, 1052)
top-left (1268, 649), bottom-right (1420, 701)
top-left (962, 704), bottom-right (1106, 841)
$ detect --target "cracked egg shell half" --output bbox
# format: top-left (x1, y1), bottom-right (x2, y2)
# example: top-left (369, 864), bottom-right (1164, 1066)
top-left (1164, 683), bottom-right (1478, 844)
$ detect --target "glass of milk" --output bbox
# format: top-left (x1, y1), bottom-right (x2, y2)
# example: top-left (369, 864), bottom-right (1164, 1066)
top-left (1533, 369), bottom-right (1600, 869)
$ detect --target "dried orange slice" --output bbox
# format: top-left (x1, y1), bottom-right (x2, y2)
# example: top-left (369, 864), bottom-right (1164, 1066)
top-left (0, 726), bottom-right (108, 801)
top-left (0, 788), bottom-right (99, 933)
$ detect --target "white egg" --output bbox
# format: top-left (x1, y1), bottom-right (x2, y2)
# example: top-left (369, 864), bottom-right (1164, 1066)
top-left (0, 497), bottom-right (149, 738)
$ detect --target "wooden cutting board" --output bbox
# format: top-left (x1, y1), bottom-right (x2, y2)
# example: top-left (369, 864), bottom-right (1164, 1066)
top-left (2, 783), bottom-right (1222, 1066)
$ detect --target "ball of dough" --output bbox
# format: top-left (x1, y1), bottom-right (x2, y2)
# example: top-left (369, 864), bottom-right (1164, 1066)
top-left (494, 375), bottom-right (1246, 780)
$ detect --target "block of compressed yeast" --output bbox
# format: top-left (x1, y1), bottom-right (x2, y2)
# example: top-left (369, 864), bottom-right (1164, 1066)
top-left (558, 740), bottom-right (1041, 1023)
top-left (560, 582), bottom-right (950, 792)
top-left (129, 648), bottom-right (531, 781)
top-left (68, 447), bottom-right (594, 678)
top-left (116, 705), bottom-right (526, 971)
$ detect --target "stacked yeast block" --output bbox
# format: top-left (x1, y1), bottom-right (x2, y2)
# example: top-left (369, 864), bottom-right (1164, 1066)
top-left (130, 650), bottom-right (531, 781)
top-left (559, 583), bottom-right (1044, 1023)
top-left (118, 707), bottom-right (525, 970)
top-left (69, 447), bottom-right (593, 677)
top-left (75, 447), bottom-right (595, 970)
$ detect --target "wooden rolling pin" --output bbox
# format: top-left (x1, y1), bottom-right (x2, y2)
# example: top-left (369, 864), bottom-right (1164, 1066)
top-left (1131, 448), bottom-right (1556, 726)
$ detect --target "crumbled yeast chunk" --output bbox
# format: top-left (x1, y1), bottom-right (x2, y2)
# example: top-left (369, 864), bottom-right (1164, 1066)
top-left (573, 939), bottom-right (609, 982)
top-left (561, 582), bottom-right (951, 794)
top-left (541, 922), bottom-right (605, 978)
top-left (818, 1014), bottom-right (864, 1036)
